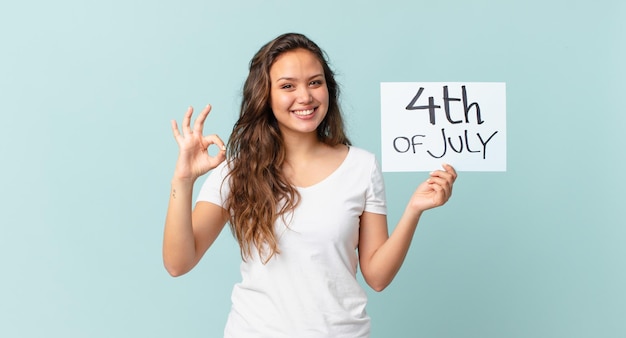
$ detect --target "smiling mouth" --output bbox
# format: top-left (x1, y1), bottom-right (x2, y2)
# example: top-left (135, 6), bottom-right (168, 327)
top-left (292, 108), bottom-right (315, 116)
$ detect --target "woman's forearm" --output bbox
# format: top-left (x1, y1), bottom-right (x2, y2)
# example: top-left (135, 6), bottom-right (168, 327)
top-left (362, 207), bottom-right (423, 291)
top-left (163, 178), bottom-right (197, 276)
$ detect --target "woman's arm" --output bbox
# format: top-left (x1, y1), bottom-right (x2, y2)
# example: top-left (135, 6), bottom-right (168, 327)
top-left (162, 105), bottom-right (228, 277)
top-left (163, 183), bottom-right (229, 277)
top-left (358, 164), bottom-right (457, 291)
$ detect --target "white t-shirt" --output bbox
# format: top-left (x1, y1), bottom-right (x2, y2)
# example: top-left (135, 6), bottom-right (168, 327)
top-left (197, 146), bottom-right (387, 338)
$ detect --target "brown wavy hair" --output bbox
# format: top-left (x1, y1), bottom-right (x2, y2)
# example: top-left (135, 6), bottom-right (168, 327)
top-left (224, 33), bottom-right (351, 263)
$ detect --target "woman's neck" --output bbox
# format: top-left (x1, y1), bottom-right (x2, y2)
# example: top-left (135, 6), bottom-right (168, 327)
top-left (280, 129), bottom-right (327, 163)
top-left (285, 137), bottom-right (323, 160)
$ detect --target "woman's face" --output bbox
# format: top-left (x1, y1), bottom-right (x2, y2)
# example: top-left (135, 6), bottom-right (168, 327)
top-left (269, 48), bottom-right (329, 139)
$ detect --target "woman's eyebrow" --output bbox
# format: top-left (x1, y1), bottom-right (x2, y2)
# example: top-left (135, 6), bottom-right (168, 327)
top-left (275, 73), bottom-right (324, 82)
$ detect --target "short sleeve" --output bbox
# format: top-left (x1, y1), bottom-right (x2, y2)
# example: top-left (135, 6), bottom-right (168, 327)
top-left (196, 161), bottom-right (231, 208)
top-left (364, 157), bottom-right (387, 215)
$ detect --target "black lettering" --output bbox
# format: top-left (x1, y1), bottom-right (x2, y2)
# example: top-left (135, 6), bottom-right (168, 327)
top-left (447, 133), bottom-right (464, 153)
top-left (443, 85), bottom-right (462, 124)
top-left (462, 86), bottom-right (484, 124)
top-left (411, 135), bottom-right (425, 154)
top-left (464, 129), bottom-right (480, 153)
top-left (427, 128), bottom-right (447, 158)
top-left (393, 137), bottom-right (411, 153)
top-left (405, 87), bottom-right (441, 125)
top-left (477, 131), bottom-right (498, 159)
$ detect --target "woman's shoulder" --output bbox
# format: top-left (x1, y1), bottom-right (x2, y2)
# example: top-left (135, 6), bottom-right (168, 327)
top-left (340, 146), bottom-right (381, 176)
top-left (346, 146), bottom-right (377, 162)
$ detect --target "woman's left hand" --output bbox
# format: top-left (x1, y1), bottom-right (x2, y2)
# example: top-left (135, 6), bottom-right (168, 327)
top-left (408, 164), bottom-right (458, 212)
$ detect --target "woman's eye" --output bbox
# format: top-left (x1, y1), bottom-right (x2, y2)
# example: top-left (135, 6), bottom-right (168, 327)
top-left (310, 80), bottom-right (322, 86)
top-left (281, 84), bottom-right (293, 89)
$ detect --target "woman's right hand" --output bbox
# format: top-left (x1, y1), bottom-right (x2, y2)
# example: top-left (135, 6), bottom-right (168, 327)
top-left (171, 104), bottom-right (226, 182)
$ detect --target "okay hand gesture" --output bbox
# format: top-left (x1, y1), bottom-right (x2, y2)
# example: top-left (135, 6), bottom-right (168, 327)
top-left (171, 105), bottom-right (226, 182)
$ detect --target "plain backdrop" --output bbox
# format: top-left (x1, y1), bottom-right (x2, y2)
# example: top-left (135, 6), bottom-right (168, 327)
top-left (1, 0), bottom-right (624, 337)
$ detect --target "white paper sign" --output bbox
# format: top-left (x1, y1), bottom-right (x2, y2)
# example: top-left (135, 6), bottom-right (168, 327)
top-left (380, 82), bottom-right (506, 172)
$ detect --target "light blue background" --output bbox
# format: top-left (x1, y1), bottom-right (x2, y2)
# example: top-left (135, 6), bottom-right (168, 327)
top-left (1, 1), bottom-right (624, 337)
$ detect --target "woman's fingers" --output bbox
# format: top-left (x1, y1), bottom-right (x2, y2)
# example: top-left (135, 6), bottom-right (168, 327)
top-left (170, 105), bottom-right (224, 180)
top-left (410, 164), bottom-right (458, 211)
top-left (173, 105), bottom-right (215, 140)
top-left (427, 164), bottom-right (457, 202)
top-left (201, 134), bottom-right (227, 168)
top-left (203, 133), bottom-right (226, 151)
top-left (430, 164), bottom-right (457, 185)
top-left (193, 104), bottom-right (212, 135)
top-left (426, 178), bottom-right (450, 204)
top-left (442, 163), bottom-right (458, 182)
top-left (171, 119), bottom-right (182, 140)
top-left (182, 106), bottom-right (194, 135)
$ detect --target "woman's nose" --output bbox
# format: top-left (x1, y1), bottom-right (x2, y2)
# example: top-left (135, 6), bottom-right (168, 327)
top-left (296, 87), bottom-right (313, 104)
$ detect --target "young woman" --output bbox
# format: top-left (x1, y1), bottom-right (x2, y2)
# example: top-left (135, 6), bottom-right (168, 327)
top-left (163, 33), bottom-right (457, 337)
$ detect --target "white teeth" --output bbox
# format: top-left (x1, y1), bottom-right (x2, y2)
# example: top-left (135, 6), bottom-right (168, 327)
top-left (292, 109), bottom-right (314, 116)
